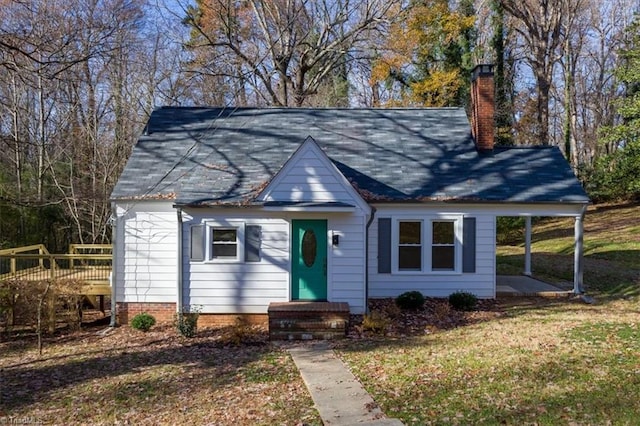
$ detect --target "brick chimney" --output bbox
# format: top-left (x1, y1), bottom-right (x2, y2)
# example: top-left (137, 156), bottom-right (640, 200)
top-left (470, 64), bottom-right (495, 152)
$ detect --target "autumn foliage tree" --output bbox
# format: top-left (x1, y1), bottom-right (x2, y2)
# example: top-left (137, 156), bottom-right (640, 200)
top-left (369, 0), bottom-right (475, 107)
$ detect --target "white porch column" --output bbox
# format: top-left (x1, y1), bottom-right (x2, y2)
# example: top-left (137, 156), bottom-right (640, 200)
top-left (573, 208), bottom-right (586, 294)
top-left (524, 216), bottom-right (532, 276)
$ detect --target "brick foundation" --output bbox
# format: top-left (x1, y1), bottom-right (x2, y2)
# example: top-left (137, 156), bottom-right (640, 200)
top-left (117, 302), bottom-right (268, 328)
top-left (197, 314), bottom-right (268, 327)
top-left (117, 302), bottom-right (176, 325)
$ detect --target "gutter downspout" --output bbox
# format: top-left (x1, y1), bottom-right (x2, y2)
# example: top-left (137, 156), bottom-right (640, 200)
top-left (177, 207), bottom-right (184, 314)
top-left (110, 203), bottom-right (117, 327)
top-left (364, 206), bottom-right (377, 315)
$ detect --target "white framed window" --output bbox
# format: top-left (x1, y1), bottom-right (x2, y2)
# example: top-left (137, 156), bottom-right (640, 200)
top-left (211, 227), bottom-right (238, 259)
top-left (190, 221), bottom-right (262, 263)
top-left (392, 215), bottom-right (462, 274)
top-left (204, 220), bottom-right (245, 263)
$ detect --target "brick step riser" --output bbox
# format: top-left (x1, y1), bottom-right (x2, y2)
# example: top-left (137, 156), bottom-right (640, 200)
top-left (270, 319), bottom-right (347, 330)
top-left (269, 330), bottom-right (346, 340)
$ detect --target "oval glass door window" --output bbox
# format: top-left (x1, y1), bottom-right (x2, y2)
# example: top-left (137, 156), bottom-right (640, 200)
top-left (302, 229), bottom-right (317, 267)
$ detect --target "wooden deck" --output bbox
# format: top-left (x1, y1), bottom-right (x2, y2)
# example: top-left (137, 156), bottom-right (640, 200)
top-left (0, 244), bottom-right (112, 296)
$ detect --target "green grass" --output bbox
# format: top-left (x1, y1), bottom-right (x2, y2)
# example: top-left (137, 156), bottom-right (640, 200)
top-left (339, 202), bottom-right (640, 425)
top-left (340, 299), bottom-right (640, 425)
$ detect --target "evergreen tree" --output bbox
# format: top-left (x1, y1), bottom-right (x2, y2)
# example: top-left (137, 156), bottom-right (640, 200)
top-left (593, 16), bottom-right (640, 200)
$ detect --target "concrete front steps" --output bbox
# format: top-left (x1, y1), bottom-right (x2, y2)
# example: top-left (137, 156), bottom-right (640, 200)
top-left (268, 302), bottom-right (350, 340)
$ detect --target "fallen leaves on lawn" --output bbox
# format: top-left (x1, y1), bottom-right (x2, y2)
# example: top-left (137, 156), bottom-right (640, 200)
top-left (0, 324), bottom-right (321, 425)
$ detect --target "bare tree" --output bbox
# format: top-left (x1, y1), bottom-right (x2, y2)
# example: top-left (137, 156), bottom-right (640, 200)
top-left (500, 0), bottom-right (585, 145)
top-left (182, 0), bottom-right (397, 106)
top-left (0, 0), bottom-right (185, 246)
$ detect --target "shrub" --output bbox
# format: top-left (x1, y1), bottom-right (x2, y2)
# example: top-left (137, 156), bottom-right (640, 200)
top-left (496, 216), bottom-right (525, 244)
top-left (131, 312), bottom-right (156, 331)
top-left (395, 291), bottom-right (425, 310)
top-left (175, 306), bottom-right (201, 337)
top-left (362, 310), bottom-right (389, 334)
top-left (448, 291), bottom-right (478, 311)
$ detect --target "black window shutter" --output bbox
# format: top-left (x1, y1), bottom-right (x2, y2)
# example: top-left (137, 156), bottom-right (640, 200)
top-left (245, 225), bottom-right (261, 262)
top-left (190, 225), bottom-right (205, 262)
top-left (462, 217), bottom-right (476, 273)
top-left (378, 218), bottom-right (391, 273)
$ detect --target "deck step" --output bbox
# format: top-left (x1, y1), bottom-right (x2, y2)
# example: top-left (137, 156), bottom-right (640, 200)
top-left (268, 302), bottom-right (350, 341)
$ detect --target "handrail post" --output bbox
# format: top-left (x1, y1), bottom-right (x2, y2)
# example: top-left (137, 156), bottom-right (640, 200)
top-left (50, 255), bottom-right (55, 280)
top-left (10, 250), bottom-right (16, 277)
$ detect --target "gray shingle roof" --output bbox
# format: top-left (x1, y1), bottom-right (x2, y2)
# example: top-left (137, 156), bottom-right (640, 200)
top-left (111, 107), bottom-right (589, 205)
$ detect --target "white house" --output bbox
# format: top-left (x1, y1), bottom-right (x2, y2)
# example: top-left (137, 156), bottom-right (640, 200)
top-left (110, 65), bottom-right (589, 325)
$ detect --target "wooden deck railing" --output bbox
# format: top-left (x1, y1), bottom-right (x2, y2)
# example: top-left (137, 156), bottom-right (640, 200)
top-left (1, 245), bottom-right (114, 329)
top-left (0, 245), bottom-right (112, 293)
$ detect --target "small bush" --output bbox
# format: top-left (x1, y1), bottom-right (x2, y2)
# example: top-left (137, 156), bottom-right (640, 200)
top-left (496, 216), bottom-right (525, 244)
top-left (395, 291), bottom-right (425, 310)
top-left (448, 291), bottom-right (478, 311)
top-left (362, 310), bottom-right (389, 334)
top-left (175, 306), bottom-right (201, 338)
top-left (131, 312), bottom-right (156, 331)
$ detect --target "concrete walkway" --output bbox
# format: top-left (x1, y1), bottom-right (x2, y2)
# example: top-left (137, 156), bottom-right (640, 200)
top-left (289, 342), bottom-right (404, 426)
top-left (496, 275), bottom-right (572, 297)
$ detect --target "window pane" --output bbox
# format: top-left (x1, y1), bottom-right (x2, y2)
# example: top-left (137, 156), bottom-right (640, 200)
top-left (212, 244), bottom-right (237, 258)
top-left (399, 246), bottom-right (421, 270)
top-left (302, 229), bottom-right (317, 267)
top-left (399, 221), bottom-right (421, 244)
top-left (432, 246), bottom-right (455, 270)
top-left (433, 221), bottom-right (454, 244)
top-left (213, 229), bottom-right (236, 242)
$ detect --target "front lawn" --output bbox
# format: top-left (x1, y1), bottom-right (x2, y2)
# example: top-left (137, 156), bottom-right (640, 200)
top-left (338, 298), bottom-right (640, 425)
top-left (0, 325), bottom-right (321, 425)
top-left (337, 202), bottom-right (640, 425)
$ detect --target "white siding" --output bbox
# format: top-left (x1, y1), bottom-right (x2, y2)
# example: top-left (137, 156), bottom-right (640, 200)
top-left (328, 214), bottom-right (366, 313)
top-left (183, 211), bottom-right (289, 314)
top-left (115, 202), bottom-right (178, 304)
top-left (181, 209), bottom-right (368, 315)
top-left (260, 141), bottom-right (368, 208)
top-left (368, 205), bottom-right (496, 299)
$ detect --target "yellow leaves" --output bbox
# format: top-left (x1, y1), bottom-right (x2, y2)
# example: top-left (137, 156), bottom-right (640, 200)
top-left (370, 0), bottom-right (475, 107)
top-left (410, 70), bottom-right (462, 107)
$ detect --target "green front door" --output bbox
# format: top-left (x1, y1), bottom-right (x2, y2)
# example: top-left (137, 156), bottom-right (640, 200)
top-left (292, 219), bottom-right (327, 301)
